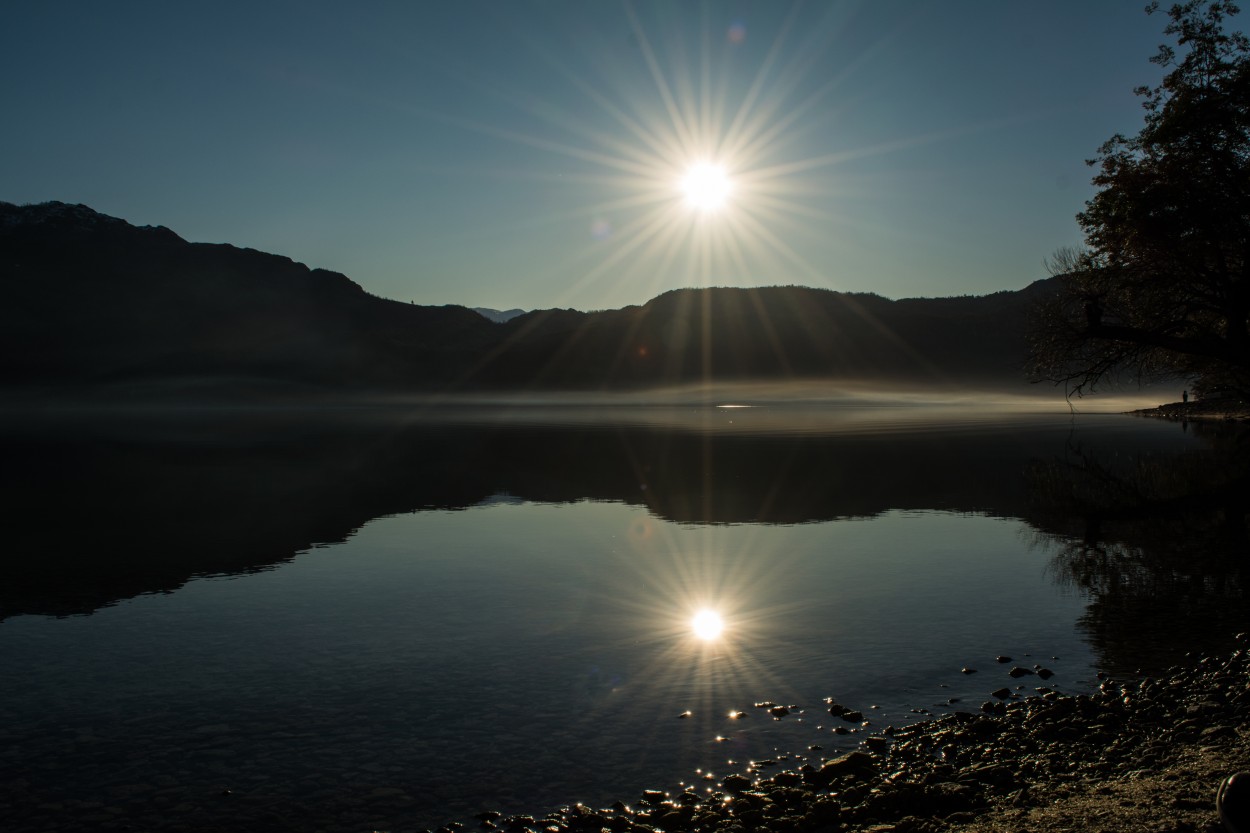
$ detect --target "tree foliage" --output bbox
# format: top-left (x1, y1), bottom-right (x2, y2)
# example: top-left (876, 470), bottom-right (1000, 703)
top-left (1033, 1), bottom-right (1250, 397)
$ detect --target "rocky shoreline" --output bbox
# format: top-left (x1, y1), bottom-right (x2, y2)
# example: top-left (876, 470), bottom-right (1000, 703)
top-left (456, 641), bottom-right (1250, 833)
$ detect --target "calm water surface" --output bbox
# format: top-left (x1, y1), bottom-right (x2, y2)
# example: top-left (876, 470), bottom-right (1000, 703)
top-left (0, 405), bottom-right (1243, 831)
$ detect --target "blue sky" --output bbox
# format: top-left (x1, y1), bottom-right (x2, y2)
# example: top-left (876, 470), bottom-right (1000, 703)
top-left (4, 1), bottom-right (1176, 310)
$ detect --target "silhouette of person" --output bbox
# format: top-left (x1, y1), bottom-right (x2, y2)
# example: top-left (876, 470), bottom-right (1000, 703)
top-left (1183, 389), bottom-right (1189, 404)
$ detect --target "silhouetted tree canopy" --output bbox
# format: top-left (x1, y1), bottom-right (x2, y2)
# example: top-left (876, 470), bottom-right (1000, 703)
top-left (1033, 1), bottom-right (1250, 397)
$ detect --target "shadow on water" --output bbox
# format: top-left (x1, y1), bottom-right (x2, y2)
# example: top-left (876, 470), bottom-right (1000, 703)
top-left (0, 403), bottom-right (1198, 622)
top-left (1026, 419), bottom-right (1250, 676)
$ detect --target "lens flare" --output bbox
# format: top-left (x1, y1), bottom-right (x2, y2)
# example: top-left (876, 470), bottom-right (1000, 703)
top-left (691, 608), bottom-right (725, 640)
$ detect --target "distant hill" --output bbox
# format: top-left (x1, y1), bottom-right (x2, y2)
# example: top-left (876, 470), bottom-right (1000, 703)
top-left (0, 201), bottom-right (498, 391)
top-left (0, 201), bottom-right (1058, 396)
top-left (472, 307), bottom-right (527, 323)
top-left (475, 283), bottom-right (1050, 389)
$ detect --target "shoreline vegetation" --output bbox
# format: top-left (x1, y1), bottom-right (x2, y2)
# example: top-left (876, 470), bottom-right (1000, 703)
top-left (1134, 397), bottom-right (1250, 423)
top-left (471, 642), bottom-right (1250, 833)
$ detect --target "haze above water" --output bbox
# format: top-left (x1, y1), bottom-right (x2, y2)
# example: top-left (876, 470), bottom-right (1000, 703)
top-left (2, 395), bottom-right (1243, 832)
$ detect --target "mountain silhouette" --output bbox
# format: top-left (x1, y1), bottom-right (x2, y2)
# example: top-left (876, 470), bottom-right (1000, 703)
top-left (1, 201), bottom-right (1055, 395)
top-left (472, 306), bottom-right (527, 323)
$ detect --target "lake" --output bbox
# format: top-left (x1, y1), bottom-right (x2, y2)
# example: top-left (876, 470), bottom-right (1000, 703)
top-left (1, 401), bottom-right (1246, 832)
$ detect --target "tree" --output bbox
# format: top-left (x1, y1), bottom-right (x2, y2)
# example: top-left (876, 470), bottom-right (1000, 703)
top-left (1032, 1), bottom-right (1250, 398)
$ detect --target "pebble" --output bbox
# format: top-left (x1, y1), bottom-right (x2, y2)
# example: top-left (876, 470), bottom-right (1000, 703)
top-left (16, 643), bottom-right (1249, 833)
top-left (478, 642), bottom-right (1248, 833)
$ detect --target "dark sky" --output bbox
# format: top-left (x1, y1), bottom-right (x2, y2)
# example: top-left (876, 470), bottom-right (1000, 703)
top-left (4, 1), bottom-right (1173, 310)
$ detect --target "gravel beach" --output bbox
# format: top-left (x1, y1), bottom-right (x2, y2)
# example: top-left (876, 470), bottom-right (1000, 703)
top-left (480, 640), bottom-right (1250, 833)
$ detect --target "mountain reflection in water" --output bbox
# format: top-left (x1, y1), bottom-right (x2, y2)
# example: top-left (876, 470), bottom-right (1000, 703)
top-left (1, 404), bottom-right (1246, 830)
top-left (0, 404), bottom-right (1183, 620)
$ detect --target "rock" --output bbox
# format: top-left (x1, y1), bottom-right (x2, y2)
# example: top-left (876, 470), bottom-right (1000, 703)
top-left (818, 751), bottom-right (878, 783)
top-left (841, 710), bottom-right (865, 722)
top-left (991, 688), bottom-right (1012, 699)
top-left (678, 710), bottom-right (692, 718)
top-left (922, 782), bottom-right (976, 814)
top-left (996, 656), bottom-right (1012, 664)
top-left (961, 667), bottom-right (977, 674)
top-left (1219, 771), bottom-right (1250, 833)
top-left (808, 796), bottom-right (841, 824)
top-left (1201, 725), bottom-right (1236, 741)
top-left (769, 705), bottom-right (790, 718)
top-left (1008, 667), bottom-right (1034, 678)
top-left (1036, 668), bottom-right (1055, 680)
top-left (772, 771), bottom-right (803, 787)
top-left (438, 645), bottom-right (1250, 833)
top-left (963, 763), bottom-right (1015, 787)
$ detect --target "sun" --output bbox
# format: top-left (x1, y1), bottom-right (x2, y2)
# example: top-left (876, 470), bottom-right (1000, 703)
top-left (681, 163), bottom-right (732, 212)
top-left (691, 608), bottom-right (725, 640)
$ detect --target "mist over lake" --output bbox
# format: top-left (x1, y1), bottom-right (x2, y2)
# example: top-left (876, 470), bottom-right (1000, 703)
top-left (3, 399), bottom-right (1243, 832)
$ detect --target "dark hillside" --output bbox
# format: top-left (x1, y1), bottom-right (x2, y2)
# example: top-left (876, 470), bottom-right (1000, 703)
top-left (0, 202), bottom-right (497, 389)
top-left (474, 285), bottom-right (1046, 388)
top-left (0, 201), bottom-right (1058, 395)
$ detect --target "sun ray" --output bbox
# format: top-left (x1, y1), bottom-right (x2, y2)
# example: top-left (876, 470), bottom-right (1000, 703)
top-left (723, 209), bottom-right (828, 285)
top-left (720, 1), bottom-right (803, 161)
top-left (699, 3), bottom-right (713, 152)
top-left (624, 1), bottom-right (699, 155)
top-left (348, 0), bottom-right (1029, 318)
top-left (743, 191), bottom-right (843, 224)
top-left (563, 204), bottom-right (692, 298)
top-left (720, 4), bottom-right (874, 164)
